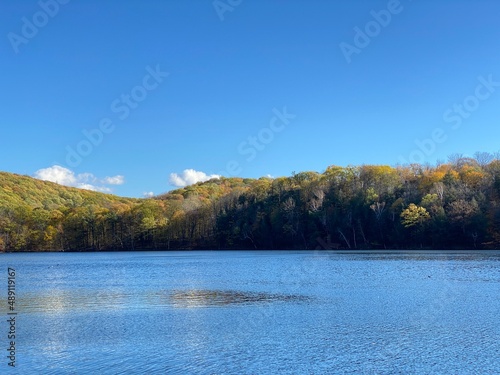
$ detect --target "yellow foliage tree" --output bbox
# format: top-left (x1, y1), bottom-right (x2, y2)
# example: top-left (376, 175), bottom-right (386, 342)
top-left (400, 203), bottom-right (430, 228)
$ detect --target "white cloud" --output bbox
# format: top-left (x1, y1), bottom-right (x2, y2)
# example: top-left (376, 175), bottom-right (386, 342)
top-left (35, 165), bottom-right (77, 186)
top-left (34, 165), bottom-right (124, 193)
top-left (143, 192), bottom-right (154, 198)
top-left (77, 172), bottom-right (97, 184)
top-left (102, 175), bottom-right (125, 185)
top-left (168, 169), bottom-right (221, 187)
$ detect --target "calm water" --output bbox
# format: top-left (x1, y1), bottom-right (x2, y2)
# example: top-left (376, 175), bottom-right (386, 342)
top-left (1, 250), bottom-right (499, 374)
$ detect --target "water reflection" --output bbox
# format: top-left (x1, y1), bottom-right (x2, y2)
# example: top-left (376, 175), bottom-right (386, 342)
top-left (12, 290), bottom-right (127, 314)
top-left (169, 289), bottom-right (311, 308)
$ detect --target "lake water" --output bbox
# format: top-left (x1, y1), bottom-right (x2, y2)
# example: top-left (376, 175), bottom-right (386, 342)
top-left (1, 250), bottom-right (499, 374)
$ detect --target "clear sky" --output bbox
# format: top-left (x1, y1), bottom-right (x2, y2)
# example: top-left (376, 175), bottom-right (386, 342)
top-left (2, 0), bottom-right (500, 197)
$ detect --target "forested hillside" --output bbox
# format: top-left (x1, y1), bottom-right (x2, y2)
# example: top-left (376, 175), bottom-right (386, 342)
top-left (2, 154), bottom-right (500, 251)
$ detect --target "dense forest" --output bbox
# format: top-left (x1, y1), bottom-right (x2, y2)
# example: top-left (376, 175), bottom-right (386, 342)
top-left (2, 153), bottom-right (500, 251)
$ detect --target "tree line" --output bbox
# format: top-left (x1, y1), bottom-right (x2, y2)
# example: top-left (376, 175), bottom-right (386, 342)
top-left (2, 153), bottom-right (500, 251)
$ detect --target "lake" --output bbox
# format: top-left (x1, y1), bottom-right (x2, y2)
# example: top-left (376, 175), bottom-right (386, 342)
top-left (1, 250), bottom-right (499, 374)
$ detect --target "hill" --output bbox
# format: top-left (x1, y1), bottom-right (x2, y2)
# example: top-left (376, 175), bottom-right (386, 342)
top-left (2, 156), bottom-right (500, 251)
top-left (0, 172), bottom-right (138, 210)
top-left (0, 172), bottom-right (259, 251)
top-left (0, 172), bottom-right (140, 250)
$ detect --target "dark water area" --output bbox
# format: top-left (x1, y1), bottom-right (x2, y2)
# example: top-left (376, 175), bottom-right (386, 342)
top-left (1, 250), bottom-right (499, 374)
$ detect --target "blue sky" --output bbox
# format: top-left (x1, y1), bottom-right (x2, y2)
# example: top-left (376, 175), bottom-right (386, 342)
top-left (2, 0), bottom-right (500, 197)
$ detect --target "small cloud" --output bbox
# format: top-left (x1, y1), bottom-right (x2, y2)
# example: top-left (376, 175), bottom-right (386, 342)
top-left (34, 165), bottom-right (124, 193)
top-left (102, 175), bottom-right (125, 185)
top-left (168, 169), bottom-right (221, 187)
top-left (76, 172), bottom-right (96, 184)
top-left (143, 192), bottom-right (154, 198)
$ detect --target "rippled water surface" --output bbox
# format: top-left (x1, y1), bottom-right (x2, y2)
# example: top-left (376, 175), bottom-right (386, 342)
top-left (1, 250), bottom-right (499, 374)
